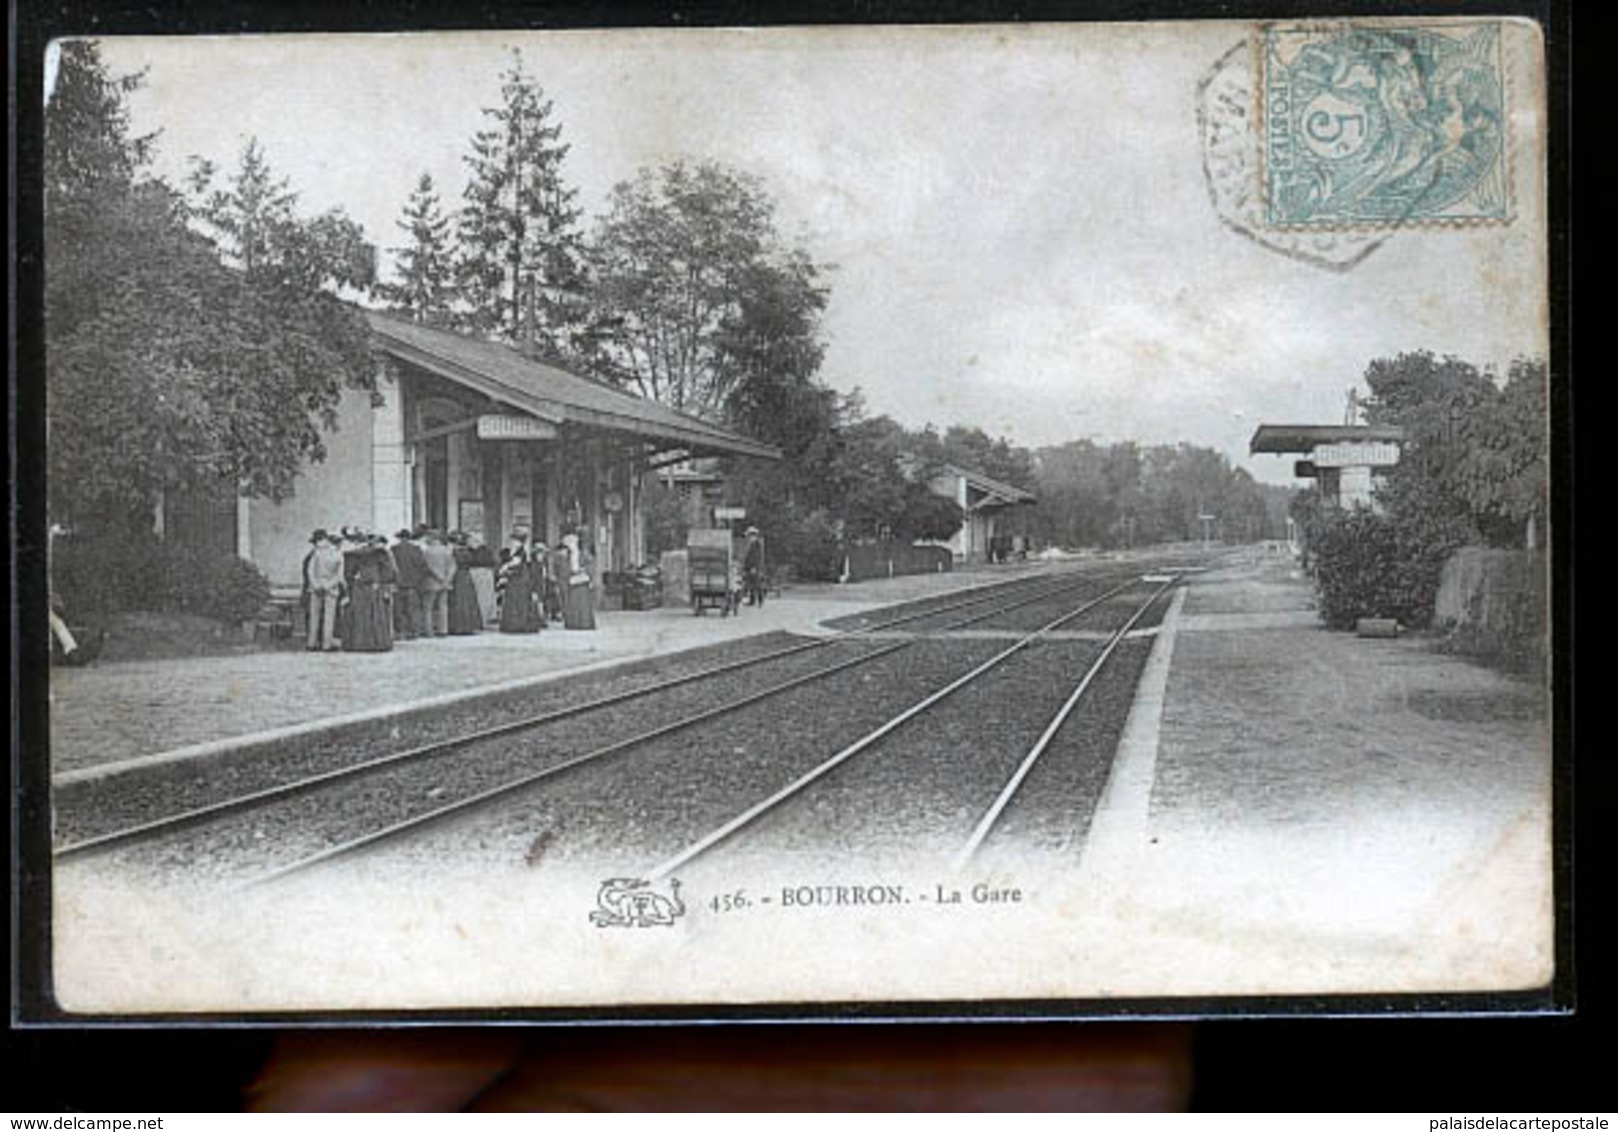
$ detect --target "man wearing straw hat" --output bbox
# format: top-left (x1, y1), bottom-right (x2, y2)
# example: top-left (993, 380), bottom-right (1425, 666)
top-left (304, 529), bottom-right (345, 652)
top-left (742, 525), bottom-right (767, 608)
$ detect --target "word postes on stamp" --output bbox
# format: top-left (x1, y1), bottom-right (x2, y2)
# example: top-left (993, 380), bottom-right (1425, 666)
top-left (1260, 22), bottom-right (1509, 229)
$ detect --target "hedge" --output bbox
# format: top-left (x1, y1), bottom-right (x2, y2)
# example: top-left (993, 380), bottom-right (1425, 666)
top-left (766, 508), bottom-right (844, 582)
top-left (53, 530), bottom-right (271, 625)
top-left (1305, 508), bottom-right (1464, 630)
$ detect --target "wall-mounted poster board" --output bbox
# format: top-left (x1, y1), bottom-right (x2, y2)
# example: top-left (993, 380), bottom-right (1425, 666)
top-left (458, 499), bottom-right (485, 541)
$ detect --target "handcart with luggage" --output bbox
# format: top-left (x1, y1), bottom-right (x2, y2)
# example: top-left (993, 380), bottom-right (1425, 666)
top-left (687, 529), bottom-right (739, 616)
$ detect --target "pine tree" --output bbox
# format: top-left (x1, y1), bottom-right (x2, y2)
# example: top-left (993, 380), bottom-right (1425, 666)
top-left (44, 41), bottom-right (155, 204)
top-left (456, 50), bottom-right (585, 358)
top-left (186, 137), bottom-right (375, 294)
top-left (377, 172), bottom-right (456, 325)
top-left (185, 139), bottom-right (295, 277)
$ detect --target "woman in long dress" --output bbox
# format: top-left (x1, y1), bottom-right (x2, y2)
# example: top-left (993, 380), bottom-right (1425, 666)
top-left (342, 532), bottom-right (395, 652)
top-left (467, 534), bottom-right (498, 628)
top-left (498, 538), bottom-right (543, 633)
top-left (447, 532), bottom-right (483, 635)
top-left (561, 532), bottom-right (597, 631)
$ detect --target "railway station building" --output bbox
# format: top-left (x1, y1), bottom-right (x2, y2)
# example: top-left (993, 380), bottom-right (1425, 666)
top-left (927, 464), bottom-right (1037, 563)
top-left (177, 311), bottom-right (780, 597)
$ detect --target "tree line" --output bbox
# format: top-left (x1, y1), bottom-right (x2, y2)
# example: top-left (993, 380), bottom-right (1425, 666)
top-left (1027, 440), bottom-right (1291, 550)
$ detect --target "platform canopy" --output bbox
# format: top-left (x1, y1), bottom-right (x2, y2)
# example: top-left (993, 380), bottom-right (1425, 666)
top-left (367, 311), bottom-right (782, 462)
top-left (1249, 423), bottom-right (1405, 455)
top-left (948, 464), bottom-right (1037, 510)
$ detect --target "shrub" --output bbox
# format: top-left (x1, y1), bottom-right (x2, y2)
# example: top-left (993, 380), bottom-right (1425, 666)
top-left (160, 548), bottom-right (272, 624)
top-left (1306, 507), bottom-right (1466, 629)
top-left (52, 529), bottom-right (270, 624)
top-left (53, 528), bottom-right (166, 620)
top-left (785, 508), bottom-right (845, 582)
top-left (754, 507), bottom-right (844, 583)
top-left (892, 485), bottom-right (964, 543)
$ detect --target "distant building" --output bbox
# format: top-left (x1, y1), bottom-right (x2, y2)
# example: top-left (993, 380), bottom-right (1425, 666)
top-left (926, 464), bottom-right (1037, 564)
top-left (655, 460), bottom-right (730, 531)
top-left (1248, 424), bottom-right (1404, 510)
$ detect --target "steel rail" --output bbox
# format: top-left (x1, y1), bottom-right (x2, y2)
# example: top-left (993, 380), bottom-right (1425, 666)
top-left (642, 577), bottom-right (1164, 882)
top-left (54, 568), bottom-right (1091, 860)
top-left (240, 574), bottom-right (1149, 887)
top-left (949, 575), bottom-right (1179, 871)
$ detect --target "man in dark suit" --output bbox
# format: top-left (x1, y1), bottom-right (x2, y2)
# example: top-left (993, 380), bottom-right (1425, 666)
top-left (391, 529), bottom-right (431, 641)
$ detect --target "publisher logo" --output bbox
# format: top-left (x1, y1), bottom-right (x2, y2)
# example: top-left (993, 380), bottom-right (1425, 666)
top-left (590, 877), bottom-right (686, 928)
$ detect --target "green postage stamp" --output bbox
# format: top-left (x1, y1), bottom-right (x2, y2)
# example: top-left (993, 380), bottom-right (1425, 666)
top-left (1261, 22), bottom-right (1510, 228)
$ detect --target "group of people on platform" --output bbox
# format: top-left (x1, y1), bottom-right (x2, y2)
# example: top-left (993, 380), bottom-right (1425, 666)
top-left (987, 533), bottom-right (1029, 565)
top-left (495, 530), bottom-right (597, 635)
top-left (301, 525), bottom-right (596, 653)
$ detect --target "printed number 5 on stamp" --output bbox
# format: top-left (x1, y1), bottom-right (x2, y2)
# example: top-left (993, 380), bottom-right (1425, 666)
top-left (1261, 22), bottom-right (1510, 229)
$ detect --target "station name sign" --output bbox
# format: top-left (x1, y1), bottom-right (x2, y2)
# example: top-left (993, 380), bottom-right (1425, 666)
top-left (477, 415), bottom-right (558, 441)
top-left (1311, 441), bottom-right (1400, 468)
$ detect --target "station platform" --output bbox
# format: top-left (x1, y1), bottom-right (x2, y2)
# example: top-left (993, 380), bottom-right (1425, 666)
top-left (1075, 544), bottom-right (1554, 996)
top-left (47, 563), bottom-right (1045, 780)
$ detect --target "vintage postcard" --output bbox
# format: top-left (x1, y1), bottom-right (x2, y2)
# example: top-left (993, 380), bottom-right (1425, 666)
top-left (25, 17), bottom-right (1557, 1019)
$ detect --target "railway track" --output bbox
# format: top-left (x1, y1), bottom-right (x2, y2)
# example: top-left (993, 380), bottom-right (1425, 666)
top-left (638, 574), bottom-right (1179, 882)
top-left (53, 565), bottom-right (1154, 869)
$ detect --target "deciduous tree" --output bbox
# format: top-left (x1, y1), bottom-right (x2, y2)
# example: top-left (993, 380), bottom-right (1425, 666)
top-left (46, 45), bottom-right (377, 528)
top-left (713, 251), bottom-right (840, 520)
top-left (1363, 350), bottom-right (1547, 547)
top-left (588, 160), bottom-right (823, 419)
top-left (832, 415), bottom-right (963, 542)
top-left (926, 425), bottom-right (1038, 493)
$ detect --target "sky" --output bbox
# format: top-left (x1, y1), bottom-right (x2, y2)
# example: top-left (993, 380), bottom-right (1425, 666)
top-left (80, 23), bottom-right (1547, 485)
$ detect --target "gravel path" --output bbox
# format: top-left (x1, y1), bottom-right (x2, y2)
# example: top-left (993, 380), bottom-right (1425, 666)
top-left (48, 569), bottom-right (1034, 774)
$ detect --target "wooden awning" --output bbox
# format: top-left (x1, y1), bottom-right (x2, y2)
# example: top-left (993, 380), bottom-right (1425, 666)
top-left (1249, 424), bottom-right (1405, 455)
top-left (368, 311), bottom-right (782, 461)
